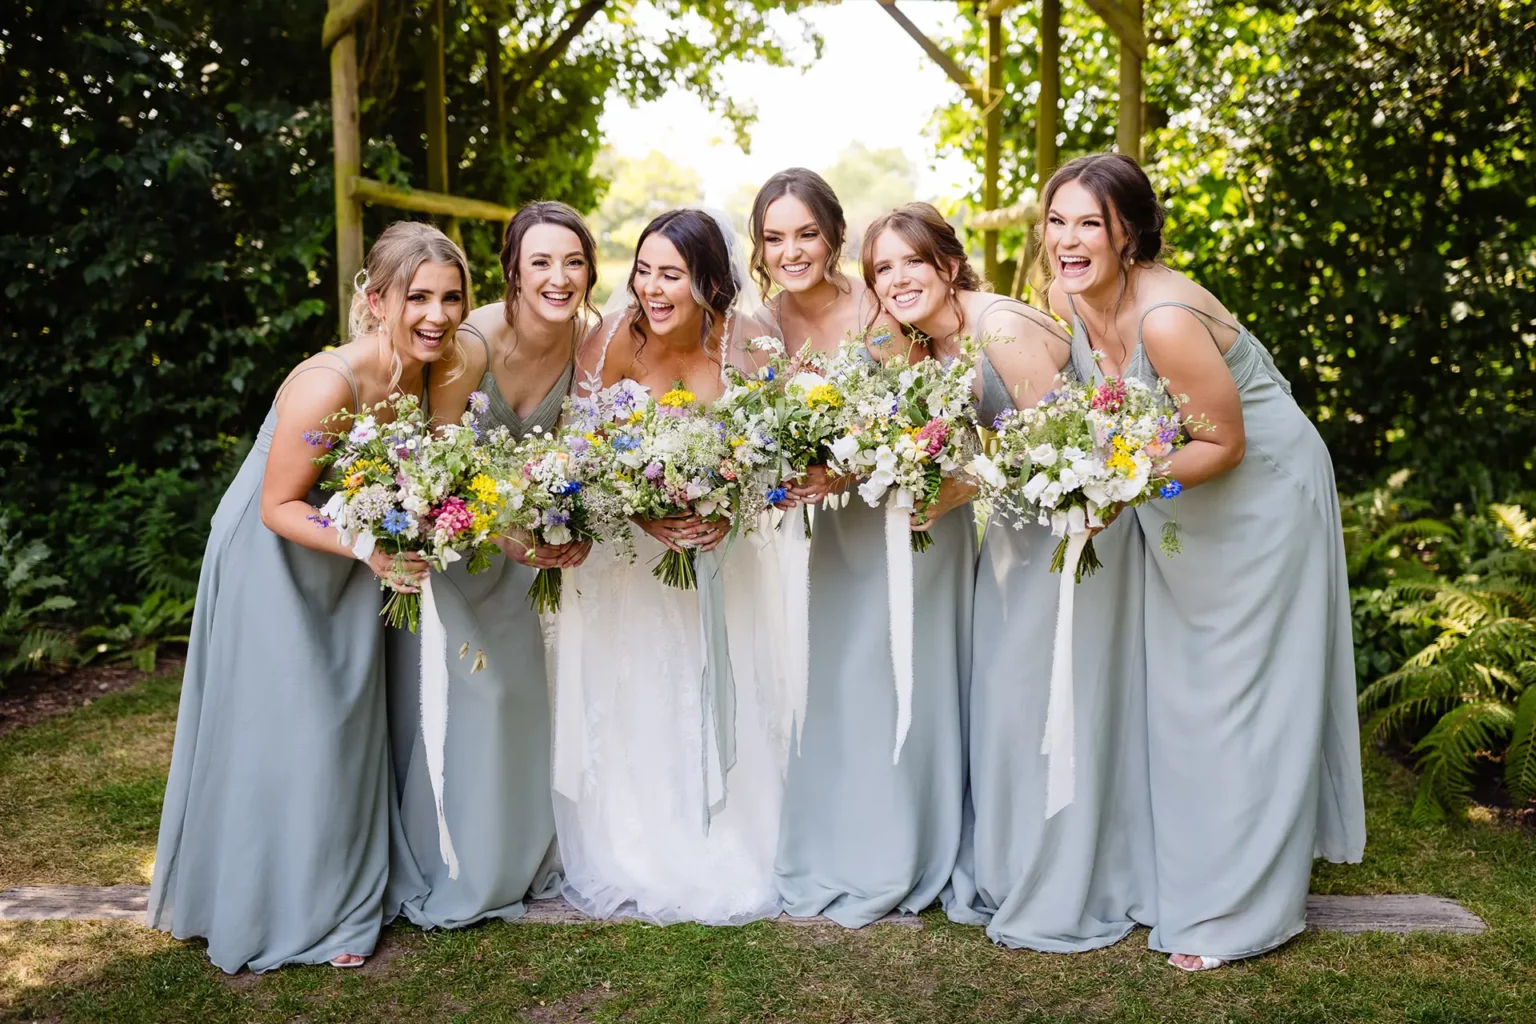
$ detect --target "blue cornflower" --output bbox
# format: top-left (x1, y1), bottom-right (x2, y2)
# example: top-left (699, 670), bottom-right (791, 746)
top-left (766, 485), bottom-right (788, 505)
top-left (381, 509), bottom-right (414, 536)
top-left (764, 366), bottom-right (777, 381)
top-left (612, 434), bottom-right (640, 452)
top-left (870, 331), bottom-right (893, 347)
top-left (1160, 480), bottom-right (1183, 499)
top-left (559, 480), bottom-right (582, 496)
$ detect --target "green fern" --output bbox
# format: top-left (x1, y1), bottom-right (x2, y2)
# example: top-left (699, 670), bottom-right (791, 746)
top-left (0, 517), bottom-right (78, 684)
top-left (1361, 501), bottom-right (1536, 819)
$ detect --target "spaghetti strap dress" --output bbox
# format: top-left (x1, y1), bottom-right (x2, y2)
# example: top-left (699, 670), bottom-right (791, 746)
top-left (773, 310), bottom-right (975, 928)
top-left (1080, 299), bottom-right (1365, 959)
top-left (385, 325), bottom-right (569, 929)
top-left (948, 335), bottom-right (1157, 950)
top-left (147, 353), bottom-right (403, 973)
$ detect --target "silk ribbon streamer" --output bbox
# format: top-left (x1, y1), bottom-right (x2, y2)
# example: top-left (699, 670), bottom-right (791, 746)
top-left (777, 506), bottom-right (812, 753)
top-left (885, 495), bottom-right (915, 764)
top-left (418, 574), bottom-right (461, 878)
top-left (551, 564), bottom-right (586, 805)
top-left (1041, 528), bottom-right (1091, 819)
top-left (695, 546), bottom-right (736, 833)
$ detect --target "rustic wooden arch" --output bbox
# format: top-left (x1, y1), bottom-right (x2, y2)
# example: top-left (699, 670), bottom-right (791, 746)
top-left (320, 0), bottom-right (1145, 333)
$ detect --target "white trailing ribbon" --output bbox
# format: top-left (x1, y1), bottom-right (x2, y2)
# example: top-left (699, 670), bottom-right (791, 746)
top-left (551, 567), bottom-right (586, 804)
top-left (1041, 524), bottom-right (1091, 819)
top-left (885, 493), bottom-right (915, 764)
top-left (418, 574), bottom-right (460, 878)
top-left (778, 506), bottom-right (812, 753)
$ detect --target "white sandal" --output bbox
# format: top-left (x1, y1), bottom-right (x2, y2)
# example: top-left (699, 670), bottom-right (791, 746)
top-left (1168, 954), bottom-right (1227, 972)
top-left (328, 955), bottom-right (367, 969)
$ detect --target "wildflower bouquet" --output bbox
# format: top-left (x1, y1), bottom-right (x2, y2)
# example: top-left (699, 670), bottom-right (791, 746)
top-left (824, 341), bottom-right (980, 552)
top-left (312, 393), bottom-right (504, 631)
top-left (714, 336), bottom-right (848, 510)
top-left (572, 381), bottom-right (737, 590)
top-left (965, 372), bottom-right (1196, 580)
top-left (495, 425), bottom-right (595, 613)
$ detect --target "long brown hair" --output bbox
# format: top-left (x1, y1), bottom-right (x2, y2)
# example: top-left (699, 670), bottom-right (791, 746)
top-left (1036, 152), bottom-right (1166, 285)
top-left (748, 168), bottom-right (848, 303)
top-left (347, 220), bottom-right (471, 388)
top-left (499, 200), bottom-right (601, 330)
top-left (625, 208), bottom-right (738, 361)
top-left (860, 202), bottom-right (982, 337)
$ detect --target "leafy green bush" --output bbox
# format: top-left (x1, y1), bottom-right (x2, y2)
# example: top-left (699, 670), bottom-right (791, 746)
top-left (0, 519), bottom-right (77, 683)
top-left (1360, 504), bottom-right (1536, 821)
top-left (78, 590), bottom-right (195, 673)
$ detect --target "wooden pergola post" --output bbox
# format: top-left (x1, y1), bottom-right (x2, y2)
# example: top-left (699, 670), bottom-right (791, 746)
top-left (982, 11), bottom-right (1003, 287)
top-left (1036, 0), bottom-right (1059, 186)
top-left (328, 1), bottom-right (365, 338)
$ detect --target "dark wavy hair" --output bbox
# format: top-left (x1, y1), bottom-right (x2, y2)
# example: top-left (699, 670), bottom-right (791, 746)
top-left (748, 168), bottom-right (848, 303)
top-left (1037, 152), bottom-right (1166, 283)
top-left (860, 202), bottom-right (982, 336)
top-left (499, 200), bottom-right (600, 330)
top-left (626, 208), bottom-right (738, 358)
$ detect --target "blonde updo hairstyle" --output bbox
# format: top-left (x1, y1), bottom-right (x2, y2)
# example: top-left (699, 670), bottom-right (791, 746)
top-left (346, 220), bottom-right (472, 388)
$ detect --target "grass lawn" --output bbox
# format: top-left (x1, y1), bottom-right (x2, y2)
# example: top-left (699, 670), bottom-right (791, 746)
top-left (1, 674), bottom-right (1533, 1024)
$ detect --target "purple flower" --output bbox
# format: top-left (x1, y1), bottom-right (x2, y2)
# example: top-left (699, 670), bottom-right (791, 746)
top-left (545, 510), bottom-right (570, 527)
top-left (301, 430), bottom-right (332, 449)
top-left (643, 461), bottom-right (664, 481)
top-left (306, 512), bottom-right (332, 528)
top-left (469, 391), bottom-right (490, 416)
top-left (569, 436), bottom-right (591, 454)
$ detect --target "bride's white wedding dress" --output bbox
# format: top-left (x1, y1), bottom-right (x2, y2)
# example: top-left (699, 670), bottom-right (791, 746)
top-left (549, 323), bottom-right (792, 925)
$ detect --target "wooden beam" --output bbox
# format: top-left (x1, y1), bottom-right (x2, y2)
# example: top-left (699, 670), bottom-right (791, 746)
top-left (1115, 0), bottom-right (1143, 158)
top-left (486, 4), bottom-right (507, 145)
top-left (1037, 0), bottom-right (1060, 187)
top-left (425, 0), bottom-right (449, 195)
top-left (876, 0), bottom-right (985, 106)
top-left (983, 12), bottom-right (1003, 287)
top-left (1082, 0), bottom-right (1147, 59)
top-left (330, 26), bottom-right (363, 339)
top-left (321, 0), bottom-right (375, 51)
top-left (968, 197), bottom-right (1038, 232)
top-left (351, 177), bottom-right (516, 223)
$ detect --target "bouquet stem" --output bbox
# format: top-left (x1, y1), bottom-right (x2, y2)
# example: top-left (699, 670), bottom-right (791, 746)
top-left (381, 589), bottom-right (422, 632)
top-left (910, 530), bottom-right (935, 554)
top-left (1049, 535), bottom-right (1102, 582)
top-left (653, 548), bottom-right (699, 590)
top-left (527, 567), bottom-right (565, 614)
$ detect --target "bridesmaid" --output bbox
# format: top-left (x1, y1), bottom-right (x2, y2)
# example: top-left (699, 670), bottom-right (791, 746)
top-left (917, 218), bottom-right (1157, 950)
top-left (768, 196), bottom-right (972, 928)
top-left (148, 221), bottom-right (469, 973)
top-left (384, 201), bottom-right (594, 930)
top-left (1042, 153), bottom-right (1365, 970)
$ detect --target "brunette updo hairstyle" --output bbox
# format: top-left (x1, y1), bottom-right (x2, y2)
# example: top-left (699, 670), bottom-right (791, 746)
top-left (499, 200), bottom-right (600, 327)
top-left (347, 220), bottom-right (471, 388)
top-left (748, 168), bottom-right (848, 302)
top-left (626, 208), bottom-right (739, 357)
top-left (860, 202), bottom-right (982, 335)
top-left (1038, 153), bottom-right (1166, 281)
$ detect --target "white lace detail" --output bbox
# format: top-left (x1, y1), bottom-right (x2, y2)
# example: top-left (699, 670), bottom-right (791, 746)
top-left (580, 313), bottom-right (628, 397)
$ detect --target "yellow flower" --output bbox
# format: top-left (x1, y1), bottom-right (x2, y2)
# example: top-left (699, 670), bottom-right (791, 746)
top-left (806, 384), bottom-right (842, 408)
top-left (659, 387), bottom-right (697, 408)
top-left (471, 510), bottom-right (496, 534)
top-left (730, 437), bottom-right (746, 448)
top-left (628, 411), bottom-right (644, 425)
top-left (469, 474), bottom-right (500, 507)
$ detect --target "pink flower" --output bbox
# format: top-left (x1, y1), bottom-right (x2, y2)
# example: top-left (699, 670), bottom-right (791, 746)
top-left (914, 418), bottom-right (950, 457)
top-left (429, 496), bottom-right (475, 535)
top-left (1091, 379), bottom-right (1128, 413)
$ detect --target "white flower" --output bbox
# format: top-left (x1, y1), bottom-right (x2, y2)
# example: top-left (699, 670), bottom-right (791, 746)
top-left (1057, 466), bottom-right (1081, 491)
top-left (543, 524), bottom-right (572, 545)
top-left (350, 528), bottom-right (377, 561)
top-left (967, 454), bottom-right (1006, 489)
top-left (1039, 481), bottom-right (1064, 508)
top-left (787, 371), bottom-right (828, 395)
top-left (829, 434), bottom-right (860, 464)
top-left (1021, 471), bottom-right (1051, 503)
top-left (749, 335), bottom-right (785, 355)
top-left (1029, 443), bottom-right (1058, 466)
top-left (348, 416), bottom-right (378, 444)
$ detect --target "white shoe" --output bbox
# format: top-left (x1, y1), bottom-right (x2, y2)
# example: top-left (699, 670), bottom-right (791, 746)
top-left (328, 954), bottom-right (367, 969)
top-left (1168, 954), bottom-right (1227, 972)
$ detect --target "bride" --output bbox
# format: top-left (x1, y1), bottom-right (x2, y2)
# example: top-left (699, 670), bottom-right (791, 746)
top-left (550, 207), bottom-right (791, 925)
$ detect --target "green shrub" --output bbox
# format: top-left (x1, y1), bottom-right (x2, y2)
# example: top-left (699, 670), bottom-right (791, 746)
top-left (0, 519), bottom-right (77, 683)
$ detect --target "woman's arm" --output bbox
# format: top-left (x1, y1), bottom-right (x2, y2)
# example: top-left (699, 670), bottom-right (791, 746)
top-left (259, 367), bottom-right (427, 585)
top-left (1138, 304), bottom-right (1246, 489)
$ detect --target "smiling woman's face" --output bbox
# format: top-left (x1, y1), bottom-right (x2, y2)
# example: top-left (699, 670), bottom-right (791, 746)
top-left (1043, 179), bottom-right (1127, 298)
top-left (632, 232), bottom-right (701, 338)
top-left (868, 227), bottom-right (950, 325)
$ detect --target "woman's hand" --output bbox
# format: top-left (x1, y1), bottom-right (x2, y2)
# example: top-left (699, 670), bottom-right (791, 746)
top-left (1088, 502), bottom-right (1126, 538)
top-left (910, 477), bottom-right (976, 533)
top-left (496, 531), bottom-right (592, 569)
top-left (787, 464), bottom-right (851, 506)
top-left (366, 549), bottom-right (430, 593)
top-left (635, 514), bottom-right (723, 554)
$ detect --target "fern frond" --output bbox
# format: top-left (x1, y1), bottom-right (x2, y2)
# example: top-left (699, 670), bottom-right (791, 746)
top-left (1411, 702), bottom-right (1516, 818)
top-left (1507, 686), bottom-right (1536, 806)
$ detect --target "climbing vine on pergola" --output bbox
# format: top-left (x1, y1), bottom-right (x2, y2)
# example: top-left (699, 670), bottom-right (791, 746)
top-left (320, 0), bottom-right (1147, 334)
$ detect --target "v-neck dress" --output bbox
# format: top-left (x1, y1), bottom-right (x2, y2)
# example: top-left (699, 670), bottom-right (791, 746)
top-left (385, 327), bottom-right (571, 929)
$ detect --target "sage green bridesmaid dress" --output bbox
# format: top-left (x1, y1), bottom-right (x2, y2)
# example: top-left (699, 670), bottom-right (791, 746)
top-left (384, 326), bottom-right (568, 929)
top-left (148, 353), bottom-right (405, 973)
top-left (1078, 299), bottom-right (1366, 960)
top-left (949, 348), bottom-right (1158, 951)
top-left (773, 347), bottom-right (975, 928)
